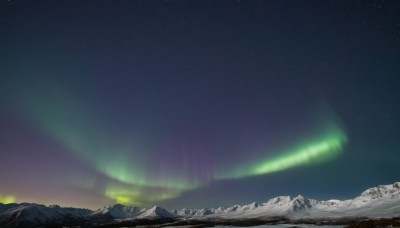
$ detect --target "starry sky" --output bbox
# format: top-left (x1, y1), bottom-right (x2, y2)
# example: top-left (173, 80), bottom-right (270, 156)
top-left (0, 0), bottom-right (399, 210)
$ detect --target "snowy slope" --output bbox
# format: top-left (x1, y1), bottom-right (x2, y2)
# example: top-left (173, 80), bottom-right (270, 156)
top-left (92, 204), bottom-right (176, 220)
top-left (92, 204), bottom-right (145, 218)
top-left (137, 206), bottom-right (177, 218)
top-left (0, 203), bottom-right (91, 227)
top-left (188, 195), bottom-right (314, 219)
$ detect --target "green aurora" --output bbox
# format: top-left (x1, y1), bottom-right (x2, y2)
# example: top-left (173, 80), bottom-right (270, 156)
top-left (10, 80), bottom-right (348, 206)
top-left (215, 128), bottom-right (347, 180)
top-left (1, 0), bottom-right (399, 211)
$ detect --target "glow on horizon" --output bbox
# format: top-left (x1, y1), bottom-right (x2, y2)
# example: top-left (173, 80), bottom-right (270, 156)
top-left (105, 185), bottom-right (181, 207)
top-left (0, 194), bottom-right (16, 204)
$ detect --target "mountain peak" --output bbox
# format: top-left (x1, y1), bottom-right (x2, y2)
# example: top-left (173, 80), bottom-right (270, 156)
top-left (358, 182), bottom-right (400, 201)
top-left (290, 195), bottom-right (312, 211)
top-left (97, 204), bottom-right (144, 218)
top-left (138, 205), bottom-right (176, 218)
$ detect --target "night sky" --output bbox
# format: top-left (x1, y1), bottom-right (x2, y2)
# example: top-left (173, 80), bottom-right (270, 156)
top-left (0, 0), bottom-right (399, 210)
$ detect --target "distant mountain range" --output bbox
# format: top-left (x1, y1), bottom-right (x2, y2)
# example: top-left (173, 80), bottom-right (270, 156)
top-left (1, 181), bottom-right (399, 227)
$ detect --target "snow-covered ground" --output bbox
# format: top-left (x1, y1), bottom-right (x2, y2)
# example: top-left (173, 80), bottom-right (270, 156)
top-left (212, 225), bottom-right (344, 228)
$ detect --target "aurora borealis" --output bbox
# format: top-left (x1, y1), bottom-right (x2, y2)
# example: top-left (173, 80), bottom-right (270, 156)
top-left (215, 127), bottom-right (348, 180)
top-left (1, 1), bottom-right (400, 210)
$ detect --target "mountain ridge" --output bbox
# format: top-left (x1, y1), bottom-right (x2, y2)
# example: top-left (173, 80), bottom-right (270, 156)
top-left (1, 181), bottom-right (399, 227)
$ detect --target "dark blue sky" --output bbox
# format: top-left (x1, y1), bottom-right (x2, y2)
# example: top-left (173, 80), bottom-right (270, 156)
top-left (0, 0), bottom-right (399, 209)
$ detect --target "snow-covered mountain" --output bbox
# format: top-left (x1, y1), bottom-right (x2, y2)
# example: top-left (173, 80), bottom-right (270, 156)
top-left (1, 181), bottom-right (399, 227)
top-left (137, 206), bottom-right (177, 219)
top-left (91, 204), bottom-right (176, 219)
top-left (0, 203), bottom-right (91, 227)
top-left (91, 204), bottom-right (146, 218)
top-left (184, 182), bottom-right (400, 220)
